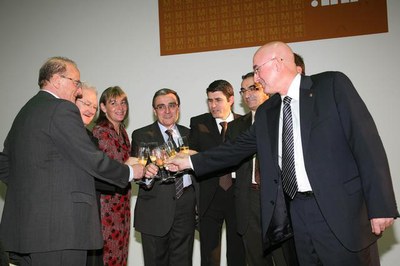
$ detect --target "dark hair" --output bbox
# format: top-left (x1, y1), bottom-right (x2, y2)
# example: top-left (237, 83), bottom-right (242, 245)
top-left (96, 86), bottom-right (129, 125)
top-left (38, 56), bottom-right (77, 88)
top-left (206, 79), bottom-right (234, 99)
top-left (152, 88), bottom-right (181, 108)
top-left (241, 72), bottom-right (254, 80)
top-left (294, 53), bottom-right (305, 75)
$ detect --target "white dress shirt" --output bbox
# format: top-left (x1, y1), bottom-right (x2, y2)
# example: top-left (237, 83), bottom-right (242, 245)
top-left (158, 122), bottom-right (192, 187)
top-left (278, 74), bottom-right (313, 192)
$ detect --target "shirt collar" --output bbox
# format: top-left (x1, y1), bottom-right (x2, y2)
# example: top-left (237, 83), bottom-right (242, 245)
top-left (281, 73), bottom-right (301, 102)
top-left (215, 111), bottom-right (234, 124)
top-left (41, 89), bottom-right (59, 98)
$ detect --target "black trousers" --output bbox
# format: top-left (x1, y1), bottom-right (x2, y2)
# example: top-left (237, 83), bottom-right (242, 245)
top-left (9, 250), bottom-right (87, 266)
top-left (199, 185), bottom-right (246, 266)
top-left (290, 193), bottom-right (380, 266)
top-left (141, 186), bottom-right (196, 266)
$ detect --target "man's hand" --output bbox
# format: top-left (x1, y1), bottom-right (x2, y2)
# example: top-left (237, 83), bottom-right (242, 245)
top-left (125, 157), bottom-right (144, 180)
top-left (165, 152), bottom-right (192, 172)
top-left (131, 164), bottom-right (145, 180)
top-left (370, 218), bottom-right (394, 235)
top-left (125, 157), bottom-right (139, 166)
top-left (144, 163), bottom-right (159, 178)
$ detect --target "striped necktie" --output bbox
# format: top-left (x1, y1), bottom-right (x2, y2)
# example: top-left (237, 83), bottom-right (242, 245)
top-left (282, 96), bottom-right (298, 199)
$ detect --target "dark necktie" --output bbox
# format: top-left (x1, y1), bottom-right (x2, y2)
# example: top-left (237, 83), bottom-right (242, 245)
top-left (165, 129), bottom-right (178, 150)
top-left (282, 96), bottom-right (298, 199)
top-left (166, 129), bottom-right (184, 198)
top-left (219, 121), bottom-right (228, 141)
top-left (218, 121), bottom-right (232, 190)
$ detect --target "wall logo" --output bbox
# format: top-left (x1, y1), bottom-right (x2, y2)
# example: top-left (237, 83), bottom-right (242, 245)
top-left (311, 0), bottom-right (358, 7)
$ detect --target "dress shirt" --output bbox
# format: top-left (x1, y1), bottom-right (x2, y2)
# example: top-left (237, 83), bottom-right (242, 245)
top-left (251, 111), bottom-right (257, 184)
top-left (158, 122), bottom-right (192, 187)
top-left (278, 74), bottom-right (312, 192)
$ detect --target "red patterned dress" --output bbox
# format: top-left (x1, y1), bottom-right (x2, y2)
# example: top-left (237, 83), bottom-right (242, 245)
top-left (93, 120), bottom-right (131, 266)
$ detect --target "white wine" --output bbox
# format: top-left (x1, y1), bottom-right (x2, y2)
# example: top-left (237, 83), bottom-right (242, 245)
top-left (180, 146), bottom-right (189, 154)
top-left (149, 155), bottom-right (156, 162)
top-left (138, 158), bottom-right (147, 166)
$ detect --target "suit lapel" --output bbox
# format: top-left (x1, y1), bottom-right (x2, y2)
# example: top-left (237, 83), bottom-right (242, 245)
top-left (151, 122), bottom-right (166, 145)
top-left (299, 76), bottom-right (315, 156)
top-left (266, 94), bottom-right (282, 163)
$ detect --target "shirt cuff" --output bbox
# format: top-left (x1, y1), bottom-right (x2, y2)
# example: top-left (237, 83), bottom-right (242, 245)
top-left (128, 165), bottom-right (134, 182)
top-left (189, 156), bottom-right (194, 171)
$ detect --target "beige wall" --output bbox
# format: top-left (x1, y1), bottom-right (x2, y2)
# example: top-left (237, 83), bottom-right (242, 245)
top-left (0, 1), bottom-right (399, 265)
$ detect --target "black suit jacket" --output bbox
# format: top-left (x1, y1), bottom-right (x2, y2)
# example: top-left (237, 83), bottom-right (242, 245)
top-left (225, 112), bottom-right (254, 235)
top-left (191, 72), bottom-right (399, 252)
top-left (131, 121), bottom-right (198, 236)
top-left (189, 112), bottom-right (241, 216)
top-left (0, 91), bottom-right (130, 253)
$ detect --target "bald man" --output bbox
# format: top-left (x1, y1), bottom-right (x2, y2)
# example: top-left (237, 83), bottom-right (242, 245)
top-left (166, 41), bottom-right (398, 266)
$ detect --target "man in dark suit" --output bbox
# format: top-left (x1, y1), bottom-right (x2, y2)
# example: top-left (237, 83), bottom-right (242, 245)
top-left (189, 80), bottom-right (245, 266)
top-left (0, 57), bottom-right (144, 265)
top-left (131, 88), bottom-right (198, 266)
top-left (226, 72), bottom-right (297, 266)
top-left (166, 42), bottom-right (398, 265)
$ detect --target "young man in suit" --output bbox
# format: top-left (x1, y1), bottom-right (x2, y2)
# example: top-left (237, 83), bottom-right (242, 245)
top-left (131, 88), bottom-right (198, 266)
top-left (225, 72), bottom-right (298, 266)
top-left (189, 80), bottom-right (245, 266)
top-left (0, 57), bottom-right (144, 265)
top-left (165, 41), bottom-right (398, 265)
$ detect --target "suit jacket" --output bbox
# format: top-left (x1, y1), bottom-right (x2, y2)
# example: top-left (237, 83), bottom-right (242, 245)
top-left (191, 72), bottom-right (399, 252)
top-left (189, 112), bottom-right (241, 216)
top-left (131, 121), bottom-right (198, 236)
top-left (0, 91), bottom-right (130, 253)
top-left (225, 112), bottom-right (254, 235)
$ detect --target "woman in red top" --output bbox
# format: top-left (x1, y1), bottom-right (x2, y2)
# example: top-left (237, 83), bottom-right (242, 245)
top-left (93, 86), bottom-right (131, 266)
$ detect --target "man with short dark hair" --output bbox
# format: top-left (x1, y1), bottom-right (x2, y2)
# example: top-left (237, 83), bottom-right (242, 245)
top-left (189, 80), bottom-right (245, 266)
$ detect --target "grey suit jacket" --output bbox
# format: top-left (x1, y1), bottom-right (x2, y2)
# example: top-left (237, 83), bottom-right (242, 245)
top-left (131, 121), bottom-right (198, 236)
top-left (0, 91), bottom-right (130, 253)
top-left (191, 72), bottom-right (399, 251)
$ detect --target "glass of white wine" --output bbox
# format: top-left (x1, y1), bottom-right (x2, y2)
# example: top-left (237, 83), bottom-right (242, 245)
top-left (178, 136), bottom-right (189, 154)
top-left (135, 142), bottom-right (153, 187)
top-left (137, 143), bottom-right (149, 166)
top-left (147, 142), bottom-right (158, 165)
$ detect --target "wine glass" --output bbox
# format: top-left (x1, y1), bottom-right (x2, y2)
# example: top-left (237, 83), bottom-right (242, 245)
top-left (177, 136), bottom-right (189, 154)
top-left (164, 140), bottom-right (177, 157)
top-left (147, 142), bottom-right (158, 164)
top-left (152, 145), bottom-right (170, 182)
top-left (134, 142), bottom-right (155, 187)
top-left (137, 143), bottom-right (149, 166)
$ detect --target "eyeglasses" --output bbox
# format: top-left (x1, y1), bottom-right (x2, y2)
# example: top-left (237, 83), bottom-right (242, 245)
top-left (239, 85), bottom-right (260, 95)
top-left (154, 103), bottom-right (179, 111)
top-left (76, 99), bottom-right (98, 111)
top-left (253, 57), bottom-right (282, 75)
top-left (60, 75), bottom-right (82, 88)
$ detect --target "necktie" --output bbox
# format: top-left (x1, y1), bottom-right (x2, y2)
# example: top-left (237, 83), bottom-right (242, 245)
top-left (165, 129), bottom-right (178, 150)
top-left (218, 121), bottom-right (232, 190)
top-left (282, 96), bottom-right (298, 199)
top-left (166, 129), bottom-right (184, 198)
top-left (219, 121), bottom-right (228, 141)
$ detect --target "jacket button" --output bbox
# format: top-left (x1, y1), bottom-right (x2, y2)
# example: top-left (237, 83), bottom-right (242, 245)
top-left (270, 201), bottom-right (275, 205)
top-left (273, 179), bottom-right (278, 184)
